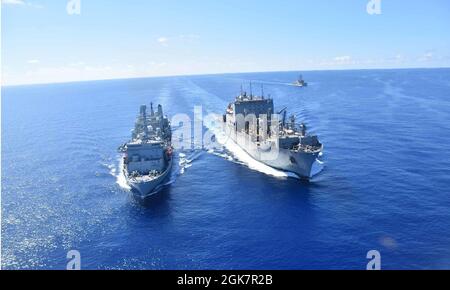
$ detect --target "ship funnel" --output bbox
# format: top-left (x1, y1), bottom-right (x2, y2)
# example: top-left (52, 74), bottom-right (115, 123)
top-left (150, 103), bottom-right (155, 116)
top-left (290, 115), bottom-right (296, 129)
top-left (140, 105), bottom-right (147, 117)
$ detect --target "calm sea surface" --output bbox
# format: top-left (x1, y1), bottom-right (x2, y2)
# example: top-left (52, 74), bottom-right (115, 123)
top-left (2, 69), bottom-right (450, 269)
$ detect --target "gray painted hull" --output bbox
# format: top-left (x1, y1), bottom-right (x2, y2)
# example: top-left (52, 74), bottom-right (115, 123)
top-left (125, 157), bottom-right (173, 199)
top-left (226, 126), bottom-right (320, 178)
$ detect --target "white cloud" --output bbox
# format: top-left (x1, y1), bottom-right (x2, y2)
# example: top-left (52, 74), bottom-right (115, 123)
top-left (27, 59), bottom-right (40, 64)
top-left (148, 61), bottom-right (167, 69)
top-left (69, 61), bottom-right (86, 67)
top-left (2, 0), bottom-right (25, 5)
top-left (179, 34), bottom-right (200, 41)
top-left (157, 37), bottom-right (169, 46)
top-left (393, 54), bottom-right (405, 63)
top-left (1, 0), bottom-right (43, 8)
top-left (156, 34), bottom-right (200, 46)
top-left (333, 55), bottom-right (352, 64)
top-left (418, 52), bottom-right (434, 62)
top-left (314, 56), bottom-right (356, 67)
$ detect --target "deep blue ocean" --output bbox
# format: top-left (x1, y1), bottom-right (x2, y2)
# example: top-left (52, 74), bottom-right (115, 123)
top-left (2, 69), bottom-right (450, 269)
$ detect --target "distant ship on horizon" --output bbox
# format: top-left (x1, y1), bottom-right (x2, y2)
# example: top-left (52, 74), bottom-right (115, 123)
top-left (293, 74), bottom-right (308, 87)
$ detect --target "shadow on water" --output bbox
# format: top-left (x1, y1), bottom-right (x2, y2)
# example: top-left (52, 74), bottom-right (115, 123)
top-left (265, 175), bottom-right (316, 199)
top-left (127, 187), bottom-right (173, 215)
top-left (231, 160), bottom-right (318, 207)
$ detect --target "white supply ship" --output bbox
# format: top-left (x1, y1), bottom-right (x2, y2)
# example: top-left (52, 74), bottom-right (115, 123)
top-left (223, 89), bottom-right (322, 179)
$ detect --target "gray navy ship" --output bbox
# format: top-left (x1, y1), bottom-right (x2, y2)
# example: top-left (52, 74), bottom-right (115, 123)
top-left (223, 88), bottom-right (322, 179)
top-left (119, 103), bottom-right (173, 199)
top-left (293, 74), bottom-right (308, 87)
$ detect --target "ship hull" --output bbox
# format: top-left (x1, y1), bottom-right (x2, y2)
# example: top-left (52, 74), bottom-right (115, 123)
top-left (264, 149), bottom-right (319, 179)
top-left (124, 157), bottom-right (173, 200)
top-left (226, 126), bottom-right (320, 179)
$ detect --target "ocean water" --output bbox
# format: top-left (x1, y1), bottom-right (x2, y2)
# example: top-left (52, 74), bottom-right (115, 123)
top-left (2, 69), bottom-right (450, 270)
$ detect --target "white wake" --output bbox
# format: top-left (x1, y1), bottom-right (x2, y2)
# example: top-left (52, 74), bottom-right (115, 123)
top-left (115, 157), bottom-right (131, 191)
top-left (205, 118), bottom-right (297, 179)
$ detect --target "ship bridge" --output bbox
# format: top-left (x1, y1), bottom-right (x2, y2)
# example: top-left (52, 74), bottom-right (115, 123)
top-left (228, 91), bottom-right (274, 118)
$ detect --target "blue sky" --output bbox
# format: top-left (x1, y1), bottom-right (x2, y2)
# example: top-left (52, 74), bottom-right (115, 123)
top-left (1, 0), bottom-right (450, 85)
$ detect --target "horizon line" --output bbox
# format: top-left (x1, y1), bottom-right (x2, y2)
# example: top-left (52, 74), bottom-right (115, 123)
top-left (2, 66), bottom-right (450, 88)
